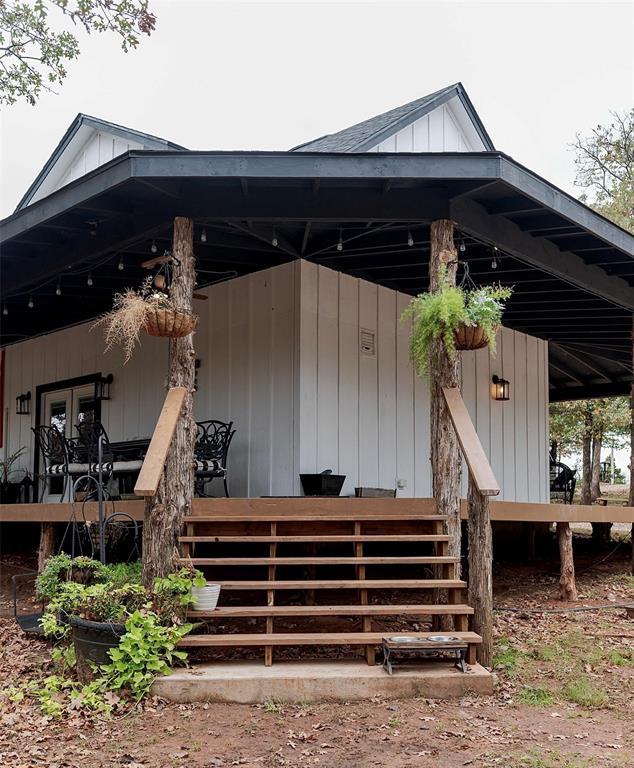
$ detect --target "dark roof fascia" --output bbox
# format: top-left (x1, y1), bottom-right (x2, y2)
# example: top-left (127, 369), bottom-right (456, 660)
top-left (454, 85), bottom-right (495, 151)
top-left (15, 114), bottom-right (186, 211)
top-left (2, 150), bottom-right (632, 256)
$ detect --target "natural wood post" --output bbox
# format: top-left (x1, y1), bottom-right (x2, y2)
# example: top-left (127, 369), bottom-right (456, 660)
top-left (38, 523), bottom-right (56, 572)
top-left (142, 217), bottom-right (197, 586)
top-left (557, 521), bottom-right (578, 601)
top-left (467, 477), bottom-right (493, 667)
top-left (429, 220), bottom-right (461, 630)
top-left (429, 220), bottom-right (462, 562)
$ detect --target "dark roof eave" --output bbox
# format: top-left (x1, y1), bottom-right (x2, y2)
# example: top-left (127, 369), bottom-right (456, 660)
top-left (2, 149), bottom-right (632, 255)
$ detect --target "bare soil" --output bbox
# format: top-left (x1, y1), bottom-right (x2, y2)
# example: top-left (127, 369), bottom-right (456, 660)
top-left (1, 549), bottom-right (633, 768)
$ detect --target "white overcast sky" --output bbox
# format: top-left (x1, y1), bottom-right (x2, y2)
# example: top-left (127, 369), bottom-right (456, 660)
top-left (0, 0), bottom-right (632, 218)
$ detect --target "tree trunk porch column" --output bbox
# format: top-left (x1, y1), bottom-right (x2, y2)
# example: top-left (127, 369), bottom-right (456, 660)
top-left (142, 217), bottom-right (197, 586)
top-left (428, 219), bottom-right (462, 564)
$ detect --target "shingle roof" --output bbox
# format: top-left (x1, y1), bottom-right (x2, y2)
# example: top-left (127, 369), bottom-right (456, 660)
top-left (291, 82), bottom-right (494, 153)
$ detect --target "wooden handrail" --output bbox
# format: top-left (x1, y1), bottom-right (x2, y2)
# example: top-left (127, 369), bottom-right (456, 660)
top-left (134, 387), bottom-right (187, 497)
top-left (442, 387), bottom-right (500, 497)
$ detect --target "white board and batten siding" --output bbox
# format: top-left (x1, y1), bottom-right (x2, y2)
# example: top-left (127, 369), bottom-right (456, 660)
top-left (296, 261), bottom-right (549, 502)
top-left (1, 261), bottom-right (549, 502)
top-left (2, 327), bottom-right (168, 477)
top-left (369, 97), bottom-right (485, 153)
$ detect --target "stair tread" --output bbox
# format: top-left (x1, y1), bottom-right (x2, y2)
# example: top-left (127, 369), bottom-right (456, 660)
top-left (179, 630), bottom-right (482, 647)
top-left (188, 604), bottom-right (474, 618)
top-left (208, 579), bottom-right (465, 589)
top-left (184, 515), bottom-right (448, 522)
top-left (180, 556), bottom-right (459, 566)
top-left (179, 535), bottom-right (450, 543)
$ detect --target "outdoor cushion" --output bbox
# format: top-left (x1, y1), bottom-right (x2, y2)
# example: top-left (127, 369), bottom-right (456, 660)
top-left (194, 459), bottom-right (225, 475)
top-left (64, 460), bottom-right (143, 475)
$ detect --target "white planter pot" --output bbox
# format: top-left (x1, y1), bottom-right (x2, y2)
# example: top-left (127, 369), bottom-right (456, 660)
top-left (191, 583), bottom-right (221, 611)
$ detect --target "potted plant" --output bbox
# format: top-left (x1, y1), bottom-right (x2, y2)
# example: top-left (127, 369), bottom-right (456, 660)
top-left (94, 276), bottom-right (198, 363)
top-left (38, 556), bottom-right (200, 685)
top-left (0, 446), bottom-right (28, 503)
top-left (402, 278), bottom-right (512, 376)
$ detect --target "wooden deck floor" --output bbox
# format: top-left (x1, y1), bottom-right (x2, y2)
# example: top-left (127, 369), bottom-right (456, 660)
top-left (1, 497), bottom-right (633, 523)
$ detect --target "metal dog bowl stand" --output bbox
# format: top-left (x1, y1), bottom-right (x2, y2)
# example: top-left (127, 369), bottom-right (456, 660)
top-left (382, 635), bottom-right (469, 674)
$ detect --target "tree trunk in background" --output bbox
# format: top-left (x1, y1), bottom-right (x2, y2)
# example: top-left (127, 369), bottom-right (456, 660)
top-left (428, 220), bottom-right (461, 631)
top-left (581, 406), bottom-right (592, 505)
top-left (467, 477), bottom-right (493, 667)
top-left (142, 217), bottom-right (197, 587)
top-left (557, 522), bottom-right (578, 601)
top-left (630, 326), bottom-right (634, 574)
top-left (590, 431), bottom-right (612, 547)
top-left (590, 432), bottom-right (602, 501)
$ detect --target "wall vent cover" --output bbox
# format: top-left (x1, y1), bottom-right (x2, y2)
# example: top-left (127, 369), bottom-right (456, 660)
top-left (360, 329), bottom-right (376, 357)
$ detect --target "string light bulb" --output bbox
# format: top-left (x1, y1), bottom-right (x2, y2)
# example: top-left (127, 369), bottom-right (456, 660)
top-left (200, 228), bottom-right (207, 244)
top-left (2, 305), bottom-right (7, 316)
top-left (118, 255), bottom-right (124, 271)
top-left (28, 295), bottom-right (34, 309)
top-left (271, 230), bottom-right (279, 247)
top-left (151, 240), bottom-right (158, 254)
top-left (459, 239), bottom-right (466, 254)
top-left (87, 273), bottom-right (94, 287)
top-left (407, 230), bottom-right (414, 247)
top-left (337, 229), bottom-right (343, 252)
top-left (491, 246), bottom-right (499, 270)
top-left (55, 281), bottom-right (62, 296)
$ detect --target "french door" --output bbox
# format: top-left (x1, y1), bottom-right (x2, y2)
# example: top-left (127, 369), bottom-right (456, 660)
top-left (41, 384), bottom-right (97, 500)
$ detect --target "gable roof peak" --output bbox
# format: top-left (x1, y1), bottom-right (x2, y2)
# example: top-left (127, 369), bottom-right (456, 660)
top-left (291, 82), bottom-right (493, 153)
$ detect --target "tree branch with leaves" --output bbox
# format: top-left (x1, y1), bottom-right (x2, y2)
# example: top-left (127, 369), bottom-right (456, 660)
top-left (0, 0), bottom-right (155, 106)
top-left (572, 109), bottom-right (634, 232)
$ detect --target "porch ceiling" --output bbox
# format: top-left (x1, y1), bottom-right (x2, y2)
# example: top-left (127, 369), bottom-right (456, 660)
top-left (1, 150), bottom-right (633, 401)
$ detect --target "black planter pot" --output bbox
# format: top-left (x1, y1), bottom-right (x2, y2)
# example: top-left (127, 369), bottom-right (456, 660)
top-left (70, 616), bottom-right (126, 682)
top-left (0, 482), bottom-right (22, 504)
top-left (300, 473), bottom-right (346, 496)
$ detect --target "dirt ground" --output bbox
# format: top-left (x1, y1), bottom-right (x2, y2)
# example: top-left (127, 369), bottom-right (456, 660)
top-left (1, 545), bottom-right (633, 768)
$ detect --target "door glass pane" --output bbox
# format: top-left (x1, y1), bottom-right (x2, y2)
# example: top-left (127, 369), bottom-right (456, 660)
top-left (49, 401), bottom-right (67, 433)
top-left (77, 396), bottom-right (97, 425)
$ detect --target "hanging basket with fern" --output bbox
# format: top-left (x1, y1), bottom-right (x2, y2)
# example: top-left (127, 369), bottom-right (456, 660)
top-left (453, 322), bottom-right (496, 351)
top-left (401, 265), bottom-right (512, 377)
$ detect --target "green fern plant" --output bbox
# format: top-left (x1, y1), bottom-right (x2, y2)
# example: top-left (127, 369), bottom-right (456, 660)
top-left (402, 279), bottom-right (512, 376)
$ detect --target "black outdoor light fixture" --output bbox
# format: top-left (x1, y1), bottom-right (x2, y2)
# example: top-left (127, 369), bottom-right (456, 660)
top-left (94, 374), bottom-right (114, 401)
top-left (491, 375), bottom-right (510, 401)
top-left (16, 392), bottom-right (31, 415)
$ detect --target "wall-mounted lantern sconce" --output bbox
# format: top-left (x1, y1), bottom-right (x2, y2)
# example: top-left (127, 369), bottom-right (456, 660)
top-left (94, 374), bottom-right (114, 401)
top-left (491, 375), bottom-right (510, 401)
top-left (16, 391), bottom-right (31, 415)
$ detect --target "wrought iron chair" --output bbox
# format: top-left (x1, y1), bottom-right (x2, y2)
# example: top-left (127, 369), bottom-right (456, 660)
top-left (71, 422), bottom-right (143, 495)
top-left (550, 460), bottom-right (577, 504)
top-left (32, 424), bottom-right (70, 501)
top-left (194, 420), bottom-right (235, 497)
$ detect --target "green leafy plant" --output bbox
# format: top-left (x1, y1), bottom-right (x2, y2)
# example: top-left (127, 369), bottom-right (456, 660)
top-left (33, 555), bottom-right (203, 709)
top-left (402, 276), bottom-right (512, 376)
top-left (101, 611), bottom-right (191, 699)
top-left (0, 446), bottom-right (27, 484)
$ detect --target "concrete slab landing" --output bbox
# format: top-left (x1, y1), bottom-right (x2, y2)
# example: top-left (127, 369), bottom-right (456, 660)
top-left (152, 660), bottom-right (495, 704)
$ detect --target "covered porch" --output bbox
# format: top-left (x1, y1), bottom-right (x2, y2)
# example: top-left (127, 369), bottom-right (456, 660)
top-left (2, 149), bottom-right (634, 675)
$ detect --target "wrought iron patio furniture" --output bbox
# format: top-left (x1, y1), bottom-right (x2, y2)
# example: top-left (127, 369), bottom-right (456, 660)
top-left (32, 424), bottom-right (71, 501)
top-left (550, 460), bottom-right (576, 504)
top-left (194, 419), bottom-right (235, 497)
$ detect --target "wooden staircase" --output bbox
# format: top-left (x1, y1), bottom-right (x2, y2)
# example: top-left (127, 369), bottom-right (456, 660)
top-left (178, 498), bottom-right (481, 666)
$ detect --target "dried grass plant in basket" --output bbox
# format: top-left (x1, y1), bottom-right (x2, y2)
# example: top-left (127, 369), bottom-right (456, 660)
top-left (93, 277), bottom-right (198, 363)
